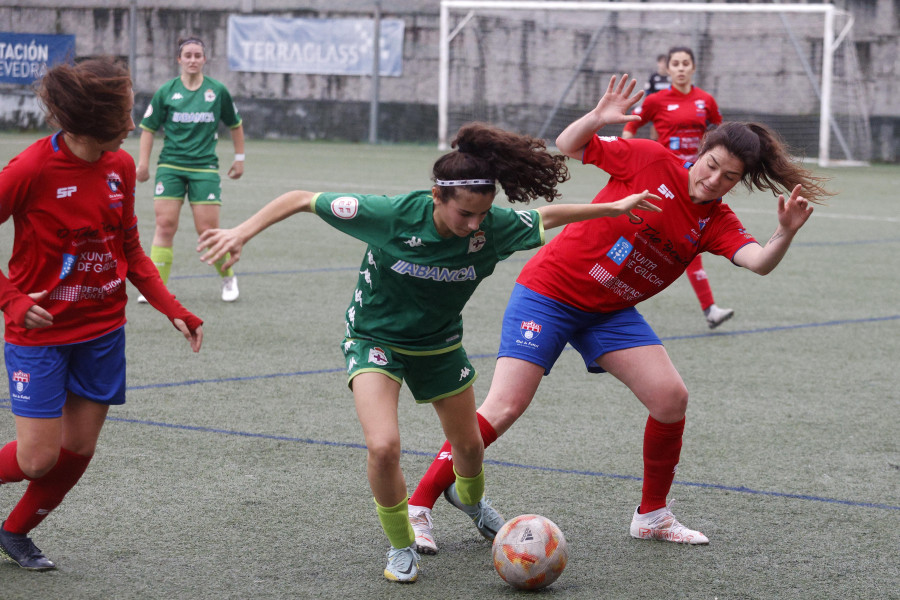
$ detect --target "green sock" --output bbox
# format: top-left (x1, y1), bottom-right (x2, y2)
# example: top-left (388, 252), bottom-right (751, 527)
top-left (213, 253), bottom-right (234, 278)
top-left (149, 246), bottom-right (173, 285)
top-left (375, 497), bottom-right (415, 549)
top-left (453, 467), bottom-right (485, 506)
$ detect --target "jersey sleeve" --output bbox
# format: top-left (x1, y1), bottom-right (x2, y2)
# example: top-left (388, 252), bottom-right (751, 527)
top-left (699, 205), bottom-right (758, 262)
top-left (623, 94), bottom-right (657, 135)
top-left (218, 85), bottom-right (242, 129)
top-left (582, 136), bottom-right (661, 180)
top-left (488, 207), bottom-right (544, 260)
top-left (707, 92), bottom-right (723, 127)
top-left (139, 85), bottom-right (167, 133)
top-left (310, 192), bottom-right (402, 248)
top-left (117, 153), bottom-right (202, 331)
top-left (0, 152), bottom-right (38, 325)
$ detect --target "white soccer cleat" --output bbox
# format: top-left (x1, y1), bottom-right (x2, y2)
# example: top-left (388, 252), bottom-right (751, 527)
top-left (630, 499), bottom-right (709, 545)
top-left (408, 505), bottom-right (438, 555)
top-left (383, 545), bottom-right (419, 583)
top-left (704, 304), bottom-right (734, 329)
top-left (221, 275), bottom-right (239, 302)
top-left (136, 294), bottom-right (148, 304)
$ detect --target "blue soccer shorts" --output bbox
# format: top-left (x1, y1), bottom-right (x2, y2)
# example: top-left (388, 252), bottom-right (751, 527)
top-left (4, 327), bottom-right (127, 418)
top-left (497, 284), bottom-right (662, 375)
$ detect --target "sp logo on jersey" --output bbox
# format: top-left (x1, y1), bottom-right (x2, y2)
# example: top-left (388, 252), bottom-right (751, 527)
top-left (520, 320), bottom-right (542, 340)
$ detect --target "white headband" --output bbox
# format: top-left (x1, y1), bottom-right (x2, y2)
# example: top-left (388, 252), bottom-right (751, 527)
top-left (435, 179), bottom-right (495, 187)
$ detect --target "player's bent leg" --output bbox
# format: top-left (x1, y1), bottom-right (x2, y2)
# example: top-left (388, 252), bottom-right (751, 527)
top-left (443, 480), bottom-right (505, 541)
top-left (477, 357), bottom-right (545, 437)
top-left (408, 505), bottom-right (437, 555)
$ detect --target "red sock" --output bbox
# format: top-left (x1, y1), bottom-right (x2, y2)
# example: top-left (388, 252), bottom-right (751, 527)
top-left (640, 416), bottom-right (685, 514)
top-left (0, 441), bottom-right (29, 484)
top-left (4, 448), bottom-right (92, 535)
top-left (410, 413), bottom-right (498, 509)
top-left (685, 255), bottom-right (714, 311)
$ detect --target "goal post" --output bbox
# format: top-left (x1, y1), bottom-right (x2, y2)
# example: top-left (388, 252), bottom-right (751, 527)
top-left (438, 1), bottom-right (871, 167)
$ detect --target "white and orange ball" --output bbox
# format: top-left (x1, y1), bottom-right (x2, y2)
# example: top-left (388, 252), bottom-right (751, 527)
top-left (492, 514), bottom-right (568, 590)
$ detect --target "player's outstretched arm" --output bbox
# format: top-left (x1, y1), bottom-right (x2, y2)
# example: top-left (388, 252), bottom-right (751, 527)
top-left (556, 74), bottom-right (644, 160)
top-left (173, 319), bottom-right (203, 352)
top-left (536, 190), bottom-right (661, 230)
top-left (733, 184), bottom-right (813, 275)
top-left (198, 190), bottom-right (316, 270)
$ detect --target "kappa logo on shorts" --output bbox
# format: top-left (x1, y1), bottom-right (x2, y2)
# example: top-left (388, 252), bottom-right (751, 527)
top-left (368, 347), bottom-right (389, 366)
top-left (155, 182), bottom-right (165, 196)
top-left (12, 370), bottom-right (29, 393)
top-left (520, 320), bottom-right (541, 340)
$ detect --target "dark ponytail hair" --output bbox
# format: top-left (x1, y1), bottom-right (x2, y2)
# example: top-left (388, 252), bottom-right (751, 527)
top-left (432, 122), bottom-right (570, 204)
top-left (698, 121), bottom-right (833, 204)
top-left (38, 57), bottom-right (133, 143)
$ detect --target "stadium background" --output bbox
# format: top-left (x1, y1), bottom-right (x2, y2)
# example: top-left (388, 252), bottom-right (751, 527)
top-left (0, 0), bottom-right (897, 159)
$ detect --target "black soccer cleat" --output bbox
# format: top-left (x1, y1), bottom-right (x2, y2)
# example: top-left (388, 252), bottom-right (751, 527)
top-left (0, 521), bottom-right (57, 571)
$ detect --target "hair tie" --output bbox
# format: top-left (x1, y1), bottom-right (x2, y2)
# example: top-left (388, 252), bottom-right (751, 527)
top-left (435, 179), bottom-right (495, 187)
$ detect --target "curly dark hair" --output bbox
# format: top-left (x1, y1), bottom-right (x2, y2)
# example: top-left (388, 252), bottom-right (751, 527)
top-left (37, 57), bottom-right (133, 143)
top-left (432, 122), bottom-right (570, 203)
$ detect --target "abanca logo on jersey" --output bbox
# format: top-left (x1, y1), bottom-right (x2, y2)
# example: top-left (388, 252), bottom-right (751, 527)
top-left (390, 260), bottom-right (477, 282)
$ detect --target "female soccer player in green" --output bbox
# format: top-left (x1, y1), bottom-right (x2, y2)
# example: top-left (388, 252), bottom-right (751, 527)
top-left (197, 121), bottom-right (659, 583)
top-left (136, 36), bottom-right (245, 303)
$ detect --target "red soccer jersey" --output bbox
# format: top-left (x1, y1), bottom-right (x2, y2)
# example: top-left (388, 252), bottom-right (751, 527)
top-left (0, 132), bottom-right (201, 346)
top-left (516, 137), bottom-right (756, 313)
top-left (623, 85), bottom-right (722, 162)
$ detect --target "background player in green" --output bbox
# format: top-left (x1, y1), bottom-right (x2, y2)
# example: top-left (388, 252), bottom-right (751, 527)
top-left (197, 122), bottom-right (659, 584)
top-left (136, 36), bottom-right (245, 303)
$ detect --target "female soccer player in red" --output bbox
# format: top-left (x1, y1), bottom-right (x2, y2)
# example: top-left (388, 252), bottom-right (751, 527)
top-left (407, 74), bottom-right (831, 554)
top-left (624, 46), bottom-right (734, 329)
top-left (0, 57), bottom-right (203, 570)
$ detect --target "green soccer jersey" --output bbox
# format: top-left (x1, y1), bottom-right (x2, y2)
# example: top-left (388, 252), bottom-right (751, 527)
top-left (311, 190), bottom-right (546, 353)
top-left (139, 76), bottom-right (242, 170)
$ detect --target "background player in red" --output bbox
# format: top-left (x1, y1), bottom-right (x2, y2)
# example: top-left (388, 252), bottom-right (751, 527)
top-left (0, 57), bottom-right (203, 570)
top-left (625, 46), bottom-right (734, 329)
top-left (408, 74), bottom-right (832, 553)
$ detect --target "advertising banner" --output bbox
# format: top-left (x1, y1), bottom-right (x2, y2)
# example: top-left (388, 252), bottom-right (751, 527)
top-left (227, 16), bottom-right (403, 76)
top-left (0, 33), bottom-right (75, 84)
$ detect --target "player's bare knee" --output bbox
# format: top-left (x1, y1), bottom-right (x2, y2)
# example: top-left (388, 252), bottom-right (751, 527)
top-left (366, 440), bottom-right (401, 470)
top-left (19, 451), bottom-right (59, 479)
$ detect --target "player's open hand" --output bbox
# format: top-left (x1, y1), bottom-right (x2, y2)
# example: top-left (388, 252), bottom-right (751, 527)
top-left (594, 74), bottom-right (645, 125)
top-left (198, 228), bottom-right (243, 270)
top-left (610, 190), bottom-right (662, 220)
top-left (778, 184), bottom-right (813, 233)
top-left (23, 290), bottom-right (53, 329)
top-left (173, 319), bottom-right (203, 352)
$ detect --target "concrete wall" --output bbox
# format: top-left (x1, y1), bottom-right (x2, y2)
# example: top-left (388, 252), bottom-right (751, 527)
top-left (0, 0), bottom-right (897, 161)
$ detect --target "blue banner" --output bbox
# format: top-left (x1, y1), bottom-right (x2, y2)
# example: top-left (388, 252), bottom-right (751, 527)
top-left (0, 33), bottom-right (75, 84)
top-left (227, 16), bottom-right (403, 76)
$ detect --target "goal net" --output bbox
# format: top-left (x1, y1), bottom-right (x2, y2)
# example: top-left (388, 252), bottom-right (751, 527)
top-left (438, 1), bottom-right (871, 166)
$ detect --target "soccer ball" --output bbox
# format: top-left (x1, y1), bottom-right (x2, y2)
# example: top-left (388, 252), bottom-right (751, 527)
top-left (492, 514), bottom-right (568, 590)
